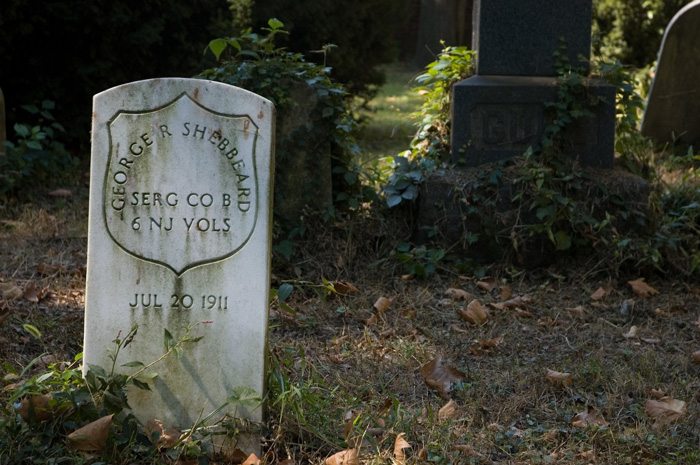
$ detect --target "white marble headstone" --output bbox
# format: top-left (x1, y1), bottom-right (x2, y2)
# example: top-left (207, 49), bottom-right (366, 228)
top-left (83, 78), bottom-right (275, 449)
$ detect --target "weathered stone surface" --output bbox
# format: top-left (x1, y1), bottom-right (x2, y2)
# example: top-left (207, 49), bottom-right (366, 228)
top-left (84, 78), bottom-right (274, 450)
top-left (451, 76), bottom-right (616, 167)
top-left (275, 82), bottom-right (332, 223)
top-left (472, 0), bottom-right (592, 76)
top-left (415, 166), bottom-right (650, 265)
top-left (641, 0), bottom-right (700, 146)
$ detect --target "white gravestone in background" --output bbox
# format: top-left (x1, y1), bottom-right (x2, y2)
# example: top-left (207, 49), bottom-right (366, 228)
top-left (83, 78), bottom-right (275, 448)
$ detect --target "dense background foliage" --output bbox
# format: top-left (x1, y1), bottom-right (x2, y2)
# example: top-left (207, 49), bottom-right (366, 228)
top-left (0, 0), bottom-right (231, 149)
top-left (250, 0), bottom-right (411, 99)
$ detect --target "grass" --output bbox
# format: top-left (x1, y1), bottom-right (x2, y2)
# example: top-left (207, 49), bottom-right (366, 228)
top-left (355, 64), bottom-right (424, 163)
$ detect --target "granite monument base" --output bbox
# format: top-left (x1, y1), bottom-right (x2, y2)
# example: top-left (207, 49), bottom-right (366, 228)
top-left (450, 76), bottom-right (616, 168)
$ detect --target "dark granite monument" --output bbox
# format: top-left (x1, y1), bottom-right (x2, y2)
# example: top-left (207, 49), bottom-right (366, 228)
top-left (451, 0), bottom-right (616, 168)
top-left (641, 0), bottom-right (700, 146)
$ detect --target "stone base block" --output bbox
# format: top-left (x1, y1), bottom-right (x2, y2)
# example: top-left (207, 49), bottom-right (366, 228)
top-left (450, 76), bottom-right (615, 168)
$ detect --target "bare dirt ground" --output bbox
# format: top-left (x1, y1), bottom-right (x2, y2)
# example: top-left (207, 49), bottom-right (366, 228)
top-left (1, 187), bottom-right (700, 464)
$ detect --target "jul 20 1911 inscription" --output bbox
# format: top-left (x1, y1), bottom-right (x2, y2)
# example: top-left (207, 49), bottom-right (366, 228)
top-left (104, 93), bottom-right (259, 276)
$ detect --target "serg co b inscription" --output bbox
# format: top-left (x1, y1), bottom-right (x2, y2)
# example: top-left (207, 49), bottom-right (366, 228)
top-left (104, 93), bottom-right (259, 275)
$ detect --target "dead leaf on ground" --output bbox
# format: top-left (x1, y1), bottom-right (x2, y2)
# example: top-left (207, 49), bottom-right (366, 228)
top-left (564, 305), bottom-right (585, 316)
top-left (514, 307), bottom-right (533, 318)
top-left (242, 453), bottom-right (261, 465)
top-left (144, 419), bottom-right (181, 449)
top-left (646, 388), bottom-right (666, 399)
top-left (23, 283), bottom-right (47, 302)
top-left (438, 399), bottom-right (458, 420)
top-left (499, 284), bottom-right (512, 301)
top-left (401, 308), bottom-right (416, 318)
top-left (692, 350), bottom-right (700, 363)
top-left (470, 337), bottom-right (503, 355)
top-left (67, 414), bottom-right (114, 451)
top-left (393, 433), bottom-right (411, 465)
top-left (325, 449), bottom-right (359, 465)
top-left (0, 282), bottom-right (23, 300)
top-left (420, 356), bottom-right (466, 399)
top-left (373, 296), bottom-right (392, 314)
top-left (653, 308), bottom-right (671, 318)
top-left (476, 277), bottom-right (498, 292)
top-left (333, 280), bottom-right (359, 295)
top-left (453, 444), bottom-right (484, 458)
top-left (450, 324), bottom-right (468, 334)
top-left (645, 398), bottom-right (686, 430)
top-left (489, 295), bottom-right (531, 310)
top-left (457, 299), bottom-right (489, 325)
top-left (37, 262), bottom-right (66, 275)
top-left (545, 369), bottom-right (572, 387)
top-left (590, 285), bottom-right (613, 301)
top-left (623, 326), bottom-right (639, 339)
top-left (570, 407), bottom-right (608, 427)
top-left (628, 278), bottom-right (659, 298)
top-left (48, 188), bottom-right (72, 198)
top-left (445, 288), bottom-right (473, 301)
top-left (18, 393), bottom-right (66, 422)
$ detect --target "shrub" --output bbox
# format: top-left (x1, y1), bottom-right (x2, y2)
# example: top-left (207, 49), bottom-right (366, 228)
top-left (0, 0), bottom-right (232, 152)
top-left (197, 20), bottom-right (377, 228)
top-left (0, 101), bottom-right (78, 199)
top-left (250, 0), bottom-right (410, 100)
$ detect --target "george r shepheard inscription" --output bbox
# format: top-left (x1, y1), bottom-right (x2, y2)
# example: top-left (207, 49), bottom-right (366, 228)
top-left (105, 93), bottom-right (258, 275)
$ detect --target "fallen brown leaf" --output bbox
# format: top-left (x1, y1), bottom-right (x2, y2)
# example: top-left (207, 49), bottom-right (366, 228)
top-left (393, 433), bottom-right (411, 465)
top-left (470, 337), bottom-right (503, 355)
top-left (514, 307), bottom-right (533, 318)
top-left (67, 414), bottom-right (114, 451)
top-left (564, 305), bottom-right (585, 316)
top-left (373, 297), bottom-right (392, 314)
top-left (325, 449), bottom-right (359, 465)
top-left (570, 407), bottom-right (608, 427)
top-left (489, 295), bottom-right (531, 310)
top-left (646, 388), bottom-right (666, 399)
top-left (453, 444), bottom-right (484, 458)
top-left (623, 326), bottom-right (639, 339)
top-left (692, 350), bottom-right (700, 363)
top-left (144, 419), bottom-right (181, 449)
top-left (499, 284), bottom-right (512, 301)
top-left (241, 453), bottom-right (261, 465)
top-left (476, 277), bottom-right (498, 292)
top-left (590, 285), bottom-right (613, 301)
top-left (445, 288), bottom-right (473, 301)
top-left (22, 283), bottom-right (46, 302)
top-left (420, 356), bottom-right (466, 399)
top-left (628, 278), bottom-right (659, 298)
top-left (333, 280), bottom-right (359, 295)
top-left (0, 282), bottom-right (23, 300)
top-left (645, 398), bottom-right (686, 430)
top-left (48, 188), bottom-right (72, 198)
top-left (457, 299), bottom-right (489, 325)
top-left (438, 399), bottom-right (458, 420)
top-left (653, 308), bottom-right (671, 318)
top-left (18, 393), bottom-right (66, 422)
top-left (545, 369), bottom-right (572, 387)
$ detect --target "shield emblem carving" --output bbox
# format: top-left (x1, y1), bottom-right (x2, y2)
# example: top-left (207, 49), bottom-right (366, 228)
top-left (103, 93), bottom-right (259, 275)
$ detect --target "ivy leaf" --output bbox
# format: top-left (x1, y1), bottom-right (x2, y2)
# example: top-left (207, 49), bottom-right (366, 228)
top-left (207, 38), bottom-right (228, 60)
top-left (163, 329), bottom-right (174, 352)
top-left (226, 386), bottom-right (261, 408)
top-left (278, 283), bottom-right (294, 303)
top-left (554, 231), bottom-right (571, 250)
top-left (268, 18), bottom-right (284, 30)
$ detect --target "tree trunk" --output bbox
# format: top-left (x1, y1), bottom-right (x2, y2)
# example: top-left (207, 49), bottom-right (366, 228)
top-left (412, 0), bottom-right (473, 69)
